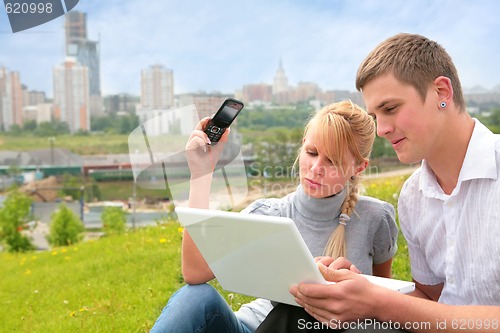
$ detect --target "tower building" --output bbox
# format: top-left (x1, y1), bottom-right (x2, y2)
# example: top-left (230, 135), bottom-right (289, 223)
top-left (53, 58), bottom-right (90, 133)
top-left (65, 11), bottom-right (102, 116)
top-left (273, 59), bottom-right (289, 94)
top-left (0, 67), bottom-right (23, 130)
top-left (140, 64), bottom-right (175, 110)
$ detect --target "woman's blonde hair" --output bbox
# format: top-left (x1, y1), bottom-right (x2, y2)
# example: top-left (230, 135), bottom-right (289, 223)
top-left (298, 100), bottom-right (375, 259)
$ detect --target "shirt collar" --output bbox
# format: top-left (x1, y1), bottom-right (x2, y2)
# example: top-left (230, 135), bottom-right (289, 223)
top-left (419, 119), bottom-right (497, 198)
top-left (459, 119), bottom-right (497, 181)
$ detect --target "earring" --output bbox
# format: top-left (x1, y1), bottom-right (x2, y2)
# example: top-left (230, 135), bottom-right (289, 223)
top-left (439, 101), bottom-right (447, 109)
top-left (351, 176), bottom-right (355, 180)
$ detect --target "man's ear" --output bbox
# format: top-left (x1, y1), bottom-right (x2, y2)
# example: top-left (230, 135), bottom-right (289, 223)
top-left (434, 76), bottom-right (453, 106)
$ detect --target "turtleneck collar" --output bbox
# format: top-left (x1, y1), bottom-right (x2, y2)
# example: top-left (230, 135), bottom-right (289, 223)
top-left (293, 184), bottom-right (347, 222)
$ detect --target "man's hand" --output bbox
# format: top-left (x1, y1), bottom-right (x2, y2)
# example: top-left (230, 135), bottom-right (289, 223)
top-left (290, 265), bottom-right (381, 328)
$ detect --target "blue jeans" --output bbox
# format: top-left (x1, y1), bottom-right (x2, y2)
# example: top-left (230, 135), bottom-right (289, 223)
top-left (150, 283), bottom-right (253, 333)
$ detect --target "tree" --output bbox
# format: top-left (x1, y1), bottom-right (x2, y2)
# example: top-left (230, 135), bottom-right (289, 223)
top-left (47, 204), bottom-right (85, 246)
top-left (371, 136), bottom-right (397, 159)
top-left (488, 108), bottom-right (500, 127)
top-left (90, 113), bottom-right (139, 134)
top-left (0, 189), bottom-right (34, 252)
top-left (60, 174), bottom-right (84, 200)
top-left (101, 206), bottom-right (127, 236)
top-left (252, 127), bottom-right (302, 180)
top-left (22, 120), bottom-right (37, 132)
top-left (35, 120), bottom-right (70, 137)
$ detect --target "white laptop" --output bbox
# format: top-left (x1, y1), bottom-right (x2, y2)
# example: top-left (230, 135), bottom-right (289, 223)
top-left (175, 207), bottom-right (415, 306)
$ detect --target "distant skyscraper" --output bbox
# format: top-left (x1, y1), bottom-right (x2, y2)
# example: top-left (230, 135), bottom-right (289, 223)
top-left (140, 64), bottom-right (174, 110)
top-left (65, 11), bottom-right (102, 115)
top-left (273, 59), bottom-right (289, 95)
top-left (0, 66), bottom-right (23, 130)
top-left (53, 58), bottom-right (90, 133)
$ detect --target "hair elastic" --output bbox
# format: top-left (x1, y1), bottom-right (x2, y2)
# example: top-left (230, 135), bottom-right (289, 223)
top-left (339, 213), bottom-right (350, 226)
top-left (440, 101), bottom-right (447, 108)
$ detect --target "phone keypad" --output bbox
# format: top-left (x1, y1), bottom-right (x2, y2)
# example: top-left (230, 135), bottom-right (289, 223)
top-left (205, 125), bottom-right (225, 143)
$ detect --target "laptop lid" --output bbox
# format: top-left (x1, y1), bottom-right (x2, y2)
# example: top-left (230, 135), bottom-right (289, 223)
top-left (175, 207), bottom-right (414, 306)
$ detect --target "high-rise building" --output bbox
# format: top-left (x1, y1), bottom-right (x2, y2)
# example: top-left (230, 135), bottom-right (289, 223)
top-left (22, 88), bottom-right (48, 126)
top-left (23, 89), bottom-right (46, 107)
top-left (0, 66), bottom-right (23, 130)
top-left (65, 11), bottom-right (102, 116)
top-left (53, 58), bottom-right (90, 133)
top-left (140, 64), bottom-right (175, 110)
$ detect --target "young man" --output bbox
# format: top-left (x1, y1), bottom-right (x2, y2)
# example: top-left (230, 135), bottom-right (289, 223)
top-left (255, 33), bottom-right (500, 333)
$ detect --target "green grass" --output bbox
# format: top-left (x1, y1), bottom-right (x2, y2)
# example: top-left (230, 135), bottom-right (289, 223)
top-left (0, 133), bottom-right (189, 155)
top-left (363, 175), bottom-right (411, 281)
top-left (0, 221), bottom-right (254, 332)
top-left (0, 176), bottom-right (411, 332)
top-left (0, 134), bottom-right (130, 155)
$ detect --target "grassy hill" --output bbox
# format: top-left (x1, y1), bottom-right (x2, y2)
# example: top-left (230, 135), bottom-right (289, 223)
top-left (0, 221), bottom-right (255, 332)
top-left (0, 175), bottom-right (411, 332)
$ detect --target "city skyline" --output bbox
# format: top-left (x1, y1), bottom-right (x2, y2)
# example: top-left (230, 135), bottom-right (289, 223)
top-left (1, 0), bottom-right (500, 98)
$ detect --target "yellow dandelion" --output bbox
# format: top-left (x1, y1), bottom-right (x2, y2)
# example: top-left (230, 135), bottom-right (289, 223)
top-left (31, 256), bottom-right (37, 260)
top-left (51, 251), bottom-right (58, 256)
top-left (61, 248), bottom-right (68, 253)
top-left (64, 256), bottom-right (71, 261)
top-left (159, 238), bottom-right (167, 244)
top-left (69, 311), bottom-right (76, 317)
top-left (24, 269), bottom-right (32, 275)
top-left (178, 227), bottom-right (184, 233)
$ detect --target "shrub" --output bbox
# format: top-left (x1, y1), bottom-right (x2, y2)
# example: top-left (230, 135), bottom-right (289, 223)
top-left (0, 189), bottom-right (34, 252)
top-left (101, 206), bottom-right (127, 236)
top-left (48, 203), bottom-right (85, 246)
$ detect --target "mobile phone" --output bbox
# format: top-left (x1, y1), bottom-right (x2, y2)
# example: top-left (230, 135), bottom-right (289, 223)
top-left (204, 98), bottom-right (244, 144)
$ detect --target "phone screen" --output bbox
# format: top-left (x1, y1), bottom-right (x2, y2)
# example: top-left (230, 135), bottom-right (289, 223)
top-left (213, 102), bottom-right (243, 126)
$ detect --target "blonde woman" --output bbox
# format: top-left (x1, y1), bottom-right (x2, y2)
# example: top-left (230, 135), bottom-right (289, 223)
top-left (150, 100), bottom-right (398, 333)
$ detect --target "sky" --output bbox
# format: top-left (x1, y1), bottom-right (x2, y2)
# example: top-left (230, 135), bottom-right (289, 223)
top-left (1, 0), bottom-right (500, 98)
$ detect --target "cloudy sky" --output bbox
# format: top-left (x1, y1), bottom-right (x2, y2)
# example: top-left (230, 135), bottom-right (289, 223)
top-left (1, 0), bottom-right (499, 98)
